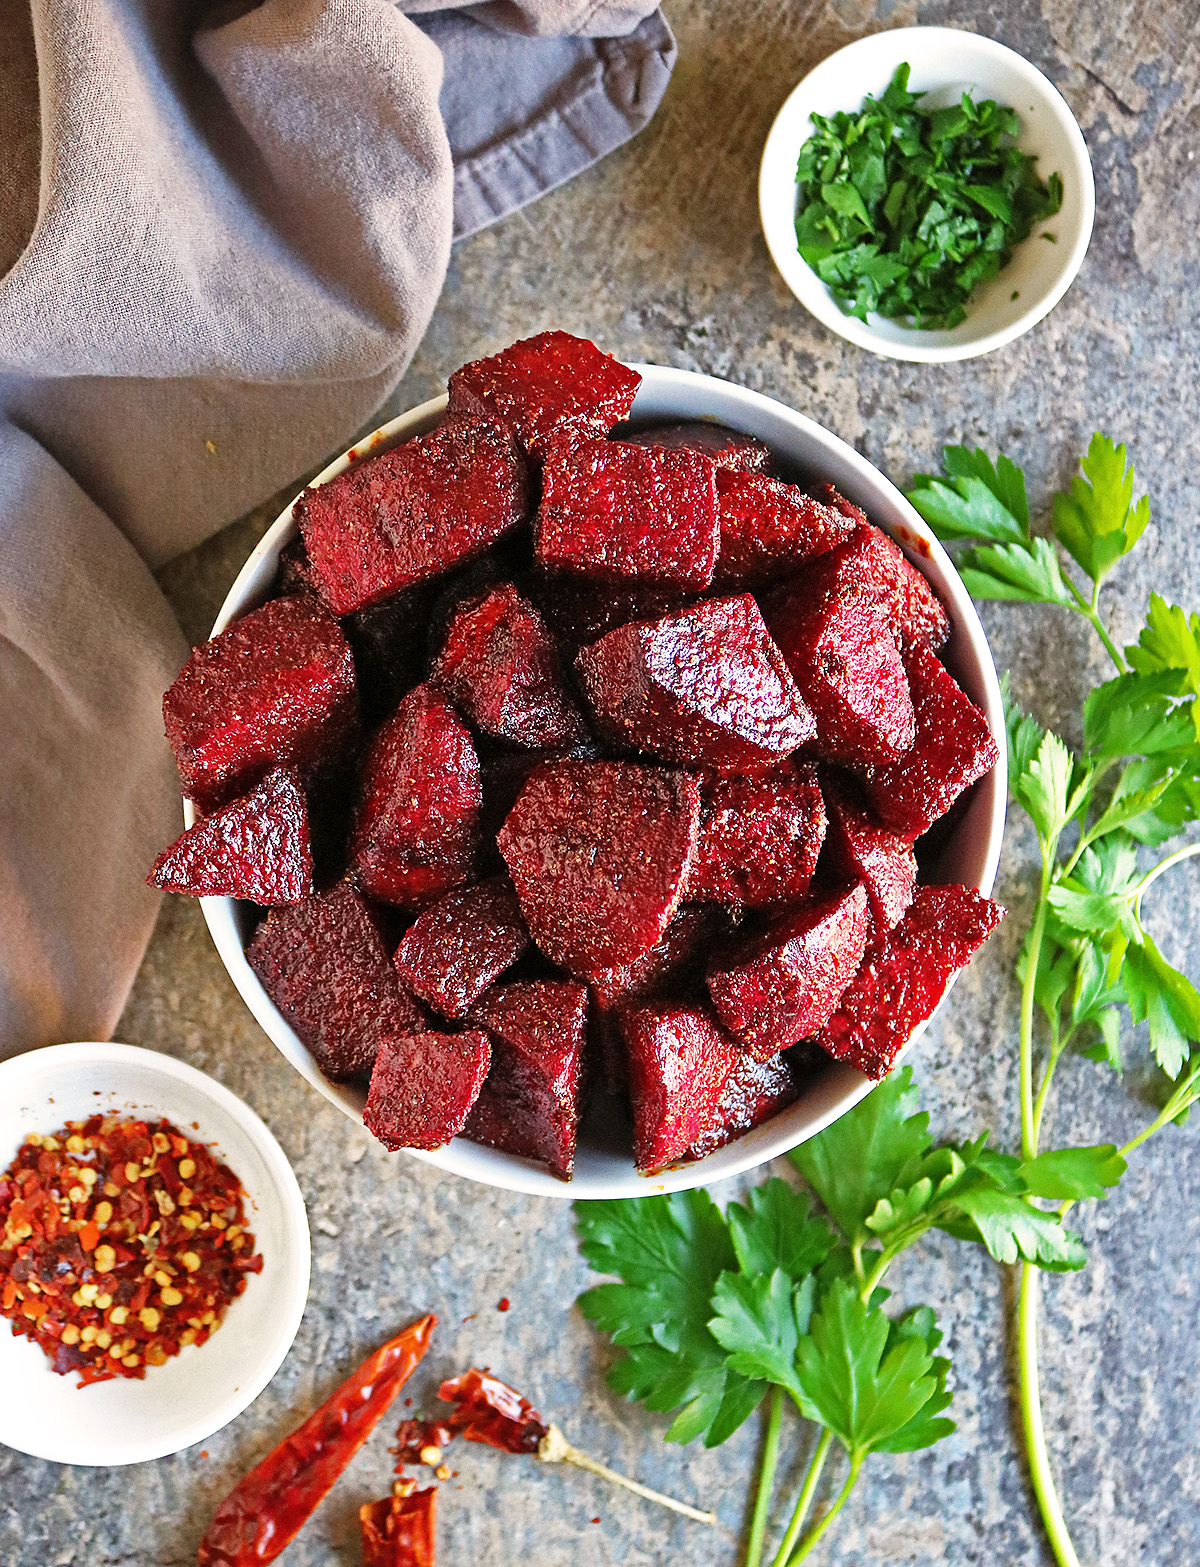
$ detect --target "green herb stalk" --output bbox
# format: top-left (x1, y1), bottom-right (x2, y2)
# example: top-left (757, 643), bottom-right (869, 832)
top-left (909, 435), bottom-right (1200, 1566)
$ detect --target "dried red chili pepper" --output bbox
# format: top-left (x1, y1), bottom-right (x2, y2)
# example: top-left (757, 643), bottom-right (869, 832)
top-left (437, 1368), bottom-right (548, 1454)
top-left (198, 1314), bottom-right (436, 1567)
top-left (360, 1487), bottom-right (437, 1567)
top-left (0, 1117), bottom-right (261, 1386)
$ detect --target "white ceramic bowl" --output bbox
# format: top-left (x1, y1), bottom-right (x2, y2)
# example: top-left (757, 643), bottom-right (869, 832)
top-left (0, 1042), bottom-right (310, 1465)
top-left (193, 365), bottom-right (1006, 1199)
top-left (759, 27), bottom-right (1095, 362)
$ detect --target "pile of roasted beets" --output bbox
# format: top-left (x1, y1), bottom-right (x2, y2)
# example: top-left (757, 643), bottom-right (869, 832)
top-left (150, 331), bottom-right (1003, 1180)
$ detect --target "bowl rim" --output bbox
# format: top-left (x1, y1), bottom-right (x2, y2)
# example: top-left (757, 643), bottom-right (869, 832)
top-left (193, 363), bottom-right (1007, 1200)
top-left (758, 25), bottom-right (1097, 363)
top-left (0, 1040), bottom-right (311, 1465)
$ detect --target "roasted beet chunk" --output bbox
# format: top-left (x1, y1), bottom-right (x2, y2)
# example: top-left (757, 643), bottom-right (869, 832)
top-left (350, 684), bottom-right (482, 907)
top-left (447, 331), bottom-right (640, 460)
top-left (707, 884), bottom-right (870, 1059)
top-left (274, 537), bottom-right (322, 600)
top-left (393, 878), bottom-right (529, 1019)
top-left (766, 591), bottom-right (914, 768)
top-left (363, 1029), bottom-right (491, 1150)
top-left (863, 643), bottom-right (999, 839)
top-left (818, 885), bottom-right (1004, 1077)
top-left (149, 767), bottom-right (312, 905)
top-left (714, 474), bottom-right (857, 587)
top-left (432, 583), bottom-right (588, 747)
top-left (464, 980), bottom-right (588, 1179)
top-left (536, 439), bottom-right (720, 591)
top-left (621, 1004), bottom-right (742, 1173)
top-left (687, 763), bottom-right (826, 907)
top-left (822, 773), bottom-right (917, 932)
top-left (342, 583), bottom-right (436, 727)
top-left (295, 419), bottom-right (527, 615)
top-left (686, 1051), bottom-right (800, 1160)
top-left (576, 595), bottom-right (815, 772)
top-left (163, 596), bottom-right (357, 813)
top-left (622, 421), bottom-right (773, 474)
top-left (246, 882), bottom-right (425, 1082)
top-left (529, 571), bottom-right (688, 659)
top-left (590, 903), bottom-right (736, 1090)
top-left (785, 523), bottom-right (950, 653)
top-left (497, 759), bottom-right (701, 973)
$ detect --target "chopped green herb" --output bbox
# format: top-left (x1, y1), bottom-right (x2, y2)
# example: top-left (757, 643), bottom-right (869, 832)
top-left (795, 63), bottom-right (1063, 328)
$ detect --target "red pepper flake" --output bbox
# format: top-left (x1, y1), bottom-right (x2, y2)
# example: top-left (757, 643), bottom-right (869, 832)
top-left (591, 1517), bottom-right (601, 1525)
top-left (0, 1116), bottom-right (263, 1388)
top-left (360, 1486), bottom-right (437, 1567)
top-left (392, 1419), bottom-right (454, 1469)
top-left (496, 1298), bottom-right (510, 1313)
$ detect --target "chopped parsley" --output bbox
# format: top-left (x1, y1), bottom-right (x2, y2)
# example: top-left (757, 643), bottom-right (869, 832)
top-left (795, 63), bottom-right (1063, 329)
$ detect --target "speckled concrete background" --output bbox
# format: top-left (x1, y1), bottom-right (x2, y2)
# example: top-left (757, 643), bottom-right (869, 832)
top-left (4, 2), bottom-right (1199, 1562)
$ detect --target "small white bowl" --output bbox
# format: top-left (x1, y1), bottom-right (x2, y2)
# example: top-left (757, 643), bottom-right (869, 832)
top-left (0, 1042), bottom-right (310, 1466)
top-left (759, 27), bottom-right (1095, 362)
top-left (192, 365), bottom-right (1006, 1201)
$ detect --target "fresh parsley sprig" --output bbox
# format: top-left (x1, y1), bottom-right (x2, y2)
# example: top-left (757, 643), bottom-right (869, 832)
top-left (576, 1067), bottom-right (1096, 1566)
top-left (908, 433), bottom-right (1200, 1567)
top-left (795, 63), bottom-right (1063, 328)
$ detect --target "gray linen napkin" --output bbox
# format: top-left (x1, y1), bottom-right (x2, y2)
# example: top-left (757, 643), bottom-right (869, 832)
top-left (0, 0), bottom-right (675, 1056)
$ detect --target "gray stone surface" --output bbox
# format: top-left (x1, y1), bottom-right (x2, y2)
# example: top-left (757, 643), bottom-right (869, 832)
top-left (4, 2), bottom-right (1200, 1562)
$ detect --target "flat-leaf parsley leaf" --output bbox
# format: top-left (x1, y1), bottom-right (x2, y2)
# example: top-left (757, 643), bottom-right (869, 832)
top-left (795, 63), bottom-right (1063, 328)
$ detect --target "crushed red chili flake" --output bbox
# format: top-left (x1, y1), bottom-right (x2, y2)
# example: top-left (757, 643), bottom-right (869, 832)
top-left (0, 1115), bottom-right (262, 1386)
top-left (392, 1419), bottom-right (454, 1468)
top-left (496, 1297), bottom-right (510, 1312)
top-left (360, 1486), bottom-right (437, 1567)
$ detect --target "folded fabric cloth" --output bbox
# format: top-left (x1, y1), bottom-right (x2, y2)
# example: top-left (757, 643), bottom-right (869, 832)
top-left (0, 0), bottom-right (675, 1058)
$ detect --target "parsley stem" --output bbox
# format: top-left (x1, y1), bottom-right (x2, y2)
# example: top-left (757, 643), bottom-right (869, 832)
top-left (1132, 841), bottom-right (1200, 917)
top-left (1032, 1024), bottom-right (1072, 1146)
top-left (1120, 1062), bottom-right (1200, 1158)
top-left (1020, 877), bottom-right (1053, 1161)
top-left (1018, 1265), bottom-right (1082, 1567)
top-left (768, 1429), bottom-right (833, 1567)
top-left (1064, 579), bottom-right (1127, 674)
top-left (859, 1246), bottom-right (898, 1303)
top-left (782, 1452), bottom-right (865, 1567)
top-left (745, 1387), bottom-right (784, 1567)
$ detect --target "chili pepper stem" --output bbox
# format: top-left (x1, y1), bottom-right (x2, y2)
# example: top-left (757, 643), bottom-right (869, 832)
top-left (538, 1424), bottom-right (717, 1524)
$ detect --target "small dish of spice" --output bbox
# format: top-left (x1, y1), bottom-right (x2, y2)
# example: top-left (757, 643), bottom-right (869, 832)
top-left (759, 27), bottom-right (1095, 362)
top-left (0, 1041), bottom-right (309, 1466)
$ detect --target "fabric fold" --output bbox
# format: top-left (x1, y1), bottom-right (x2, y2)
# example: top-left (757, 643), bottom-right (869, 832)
top-left (0, 423), bottom-right (187, 1058)
top-left (0, 0), bottom-right (674, 1055)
